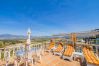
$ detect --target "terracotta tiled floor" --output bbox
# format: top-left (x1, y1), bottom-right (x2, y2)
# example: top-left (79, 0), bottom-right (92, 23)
top-left (34, 52), bottom-right (81, 66)
top-left (0, 52), bottom-right (81, 66)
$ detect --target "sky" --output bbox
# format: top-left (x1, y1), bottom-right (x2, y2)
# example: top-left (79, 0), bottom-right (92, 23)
top-left (0, 0), bottom-right (99, 36)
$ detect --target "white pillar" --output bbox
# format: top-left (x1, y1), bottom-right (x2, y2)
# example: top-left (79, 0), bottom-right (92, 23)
top-left (31, 58), bottom-right (33, 66)
top-left (4, 50), bottom-right (6, 60)
top-left (0, 50), bottom-right (1, 59)
top-left (96, 46), bottom-right (99, 56)
top-left (26, 61), bottom-right (28, 66)
top-left (8, 49), bottom-right (10, 59)
top-left (37, 50), bottom-right (41, 63)
top-left (14, 60), bottom-right (18, 66)
top-left (4, 49), bottom-right (9, 66)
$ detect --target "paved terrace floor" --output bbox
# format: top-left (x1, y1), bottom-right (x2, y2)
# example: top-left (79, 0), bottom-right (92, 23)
top-left (34, 52), bottom-right (80, 66)
top-left (0, 52), bottom-right (81, 66)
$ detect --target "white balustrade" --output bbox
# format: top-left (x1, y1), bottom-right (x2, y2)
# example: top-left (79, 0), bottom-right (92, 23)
top-left (0, 42), bottom-right (46, 66)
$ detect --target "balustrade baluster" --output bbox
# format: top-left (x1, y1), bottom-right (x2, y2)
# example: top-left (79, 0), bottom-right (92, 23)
top-left (0, 50), bottom-right (1, 59)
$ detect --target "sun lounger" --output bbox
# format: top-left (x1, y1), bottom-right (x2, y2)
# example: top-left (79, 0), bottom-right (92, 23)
top-left (53, 42), bottom-right (64, 56)
top-left (62, 45), bottom-right (74, 61)
top-left (46, 40), bottom-right (55, 52)
top-left (83, 47), bottom-right (99, 66)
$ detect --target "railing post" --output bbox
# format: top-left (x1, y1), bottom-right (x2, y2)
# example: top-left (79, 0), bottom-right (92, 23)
top-left (14, 60), bottom-right (18, 66)
top-left (31, 58), bottom-right (33, 66)
top-left (9, 49), bottom-right (10, 59)
top-left (96, 46), bottom-right (99, 57)
top-left (26, 60), bottom-right (28, 66)
top-left (0, 50), bottom-right (1, 59)
top-left (4, 49), bottom-right (6, 60)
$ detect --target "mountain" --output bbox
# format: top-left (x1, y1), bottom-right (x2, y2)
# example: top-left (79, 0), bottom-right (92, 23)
top-left (0, 34), bottom-right (26, 40)
top-left (52, 29), bottom-right (99, 38)
top-left (0, 29), bottom-right (99, 40)
top-left (0, 34), bottom-right (52, 40)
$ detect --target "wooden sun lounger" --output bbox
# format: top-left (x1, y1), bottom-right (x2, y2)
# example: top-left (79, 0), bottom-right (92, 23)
top-left (62, 45), bottom-right (74, 61)
top-left (53, 43), bottom-right (64, 56)
top-left (83, 47), bottom-right (99, 66)
top-left (46, 40), bottom-right (55, 52)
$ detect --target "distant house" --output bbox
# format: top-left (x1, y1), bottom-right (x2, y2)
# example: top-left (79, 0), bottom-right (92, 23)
top-left (94, 29), bottom-right (99, 32)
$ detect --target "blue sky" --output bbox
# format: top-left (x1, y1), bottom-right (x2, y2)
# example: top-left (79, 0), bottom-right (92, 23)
top-left (0, 0), bottom-right (99, 36)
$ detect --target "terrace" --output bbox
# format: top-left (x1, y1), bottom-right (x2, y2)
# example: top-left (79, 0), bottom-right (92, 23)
top-left (0, 29), bottom-right (99, 66)
top-left (0, 47), bottom-right (81, 66)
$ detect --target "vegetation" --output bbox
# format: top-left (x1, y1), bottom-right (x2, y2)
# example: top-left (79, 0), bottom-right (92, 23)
top-left (31, 38), bottom-right (50, 43)
top-left (0, 38), bottom-right (50, 48)
top-left (1, 51), bottom-right (4, 59)
top-left (0, 40), bottom-right (24, 48)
